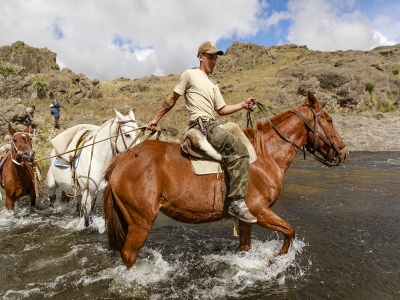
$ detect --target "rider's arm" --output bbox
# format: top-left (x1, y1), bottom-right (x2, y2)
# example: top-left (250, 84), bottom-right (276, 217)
top-left (217, 97), bottom-right (256, 116)
top-left (147, 91), bottom-right (181, 131)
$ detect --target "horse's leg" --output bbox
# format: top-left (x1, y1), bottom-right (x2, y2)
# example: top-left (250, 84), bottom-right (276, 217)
top-left (121, 218), bottom-right (156, 269)
top-left (45, 165), bottom-right (58, 207)
top-left (238, 220), bottom-right (253, 251)
top-left (5, 193), bottom-right (15, 210)
top-left (30, 191), bottom-right (36, 208)
top-left (82, 191), bottom-right (94, 227)
top-left (257, 207), bottom-right (295, 255)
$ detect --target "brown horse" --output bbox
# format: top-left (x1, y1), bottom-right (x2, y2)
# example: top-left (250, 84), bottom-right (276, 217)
top-left (103, 91), bottom-right (349, 268)
top-left (0, 124), bottom-right (38, 209)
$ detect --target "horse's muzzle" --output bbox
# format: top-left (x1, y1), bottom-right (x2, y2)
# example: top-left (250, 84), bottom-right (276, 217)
top-left (333, 146), bottom-right (349, 165)
top-left (23, 148), bottom-right (35, 163)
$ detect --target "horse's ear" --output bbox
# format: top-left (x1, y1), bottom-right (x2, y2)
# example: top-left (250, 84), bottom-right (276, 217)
top-left (305, 91), bottom-right (322, 111)
top-left (114, 108), bottom-right (124, 120)
top-left (8, 123), bottom-right (16, 136)
top-left (23, 125), bottom-right (30, 133)
top-left (128, 110), bottom-right (136, 121)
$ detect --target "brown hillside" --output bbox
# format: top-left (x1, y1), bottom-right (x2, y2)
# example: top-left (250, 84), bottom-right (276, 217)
top-left (1, 40), bottom-right (400, 167)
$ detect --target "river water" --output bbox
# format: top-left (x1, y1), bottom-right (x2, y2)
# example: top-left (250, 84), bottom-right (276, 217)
top-left (0, 152), bottom-right (399, 299)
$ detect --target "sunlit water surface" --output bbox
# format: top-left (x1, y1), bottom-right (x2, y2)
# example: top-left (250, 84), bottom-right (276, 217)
top-left (0, 152), bottom-right (399, 299)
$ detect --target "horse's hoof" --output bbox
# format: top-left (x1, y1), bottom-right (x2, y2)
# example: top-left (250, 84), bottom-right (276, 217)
top-left (35, 203), bottom-right (48, 211)
top-left (239, 245), bottom-right (251, 251)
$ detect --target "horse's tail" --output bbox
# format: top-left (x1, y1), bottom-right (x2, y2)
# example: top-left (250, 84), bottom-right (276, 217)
top-left (103, 182), bottom-right (127, 252)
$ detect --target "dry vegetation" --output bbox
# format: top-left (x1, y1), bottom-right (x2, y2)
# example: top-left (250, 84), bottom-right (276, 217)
top-left (14, 42), bottom-right (400, 171)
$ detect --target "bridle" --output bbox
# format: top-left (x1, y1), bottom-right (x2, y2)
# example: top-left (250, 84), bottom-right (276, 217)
top-left (114, 119), bottom-right (142, 153)
top-left (8, 131), bottom-right (41, 204)
top-left (11, 132), bottom-right (34, 166)
top-left (291, 104), bottom-right (346, 166)
top-left (250, 102), bottom-right (346, 166)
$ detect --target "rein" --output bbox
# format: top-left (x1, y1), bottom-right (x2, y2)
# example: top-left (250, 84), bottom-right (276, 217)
top-left (8, 131), bottom-right (43, 204)
top-left (79, 118), bottom-right (140, 202)
top-left (11, 132), bottom-right (35, 166)
top-left (250, 101), bottom-right (344, 166)
top-left (36, 125), bottom-right (146, 162)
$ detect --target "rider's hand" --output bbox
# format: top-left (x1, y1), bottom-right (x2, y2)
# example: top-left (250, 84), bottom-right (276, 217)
top-left (242, 97), bottom-right (256, 110)
top-left (147, 120), bottom-right (158, 132)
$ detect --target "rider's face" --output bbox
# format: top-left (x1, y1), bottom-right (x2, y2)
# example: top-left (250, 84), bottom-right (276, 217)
top-left (199, 53), bottom-right (218, 74)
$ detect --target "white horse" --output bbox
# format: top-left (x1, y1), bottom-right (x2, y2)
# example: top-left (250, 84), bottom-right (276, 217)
top-left (46, 109), bottom-right (140, 227)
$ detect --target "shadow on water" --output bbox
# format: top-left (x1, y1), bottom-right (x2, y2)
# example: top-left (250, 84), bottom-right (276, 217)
top-left (0, 152), bottom-right (399, 299)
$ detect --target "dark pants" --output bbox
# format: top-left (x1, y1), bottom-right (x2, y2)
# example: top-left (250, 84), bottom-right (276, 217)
top-left (54, 116), bottom-right (60, 129)
top-left (193, 120), bottom-right (250, 199)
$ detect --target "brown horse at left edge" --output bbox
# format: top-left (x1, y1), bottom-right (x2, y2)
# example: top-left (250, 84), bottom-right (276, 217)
top-left (0, 124), bottom-right (38, 209)
top-left (103, 91), bottom-right (349, 268)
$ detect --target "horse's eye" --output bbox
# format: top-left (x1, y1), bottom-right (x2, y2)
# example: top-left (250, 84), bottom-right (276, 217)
top-left (124, 133), bottom-right (131, 139)
top-left (327, 119), bottom-right (333, 124)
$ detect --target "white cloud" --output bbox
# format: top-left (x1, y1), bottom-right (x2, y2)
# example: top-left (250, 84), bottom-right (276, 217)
top-left (0, 0), bottom-right (398, 81)
top-left (285, 0), bottom-right (397, 51)
top-left (0, 0), bottom-right (263, 81)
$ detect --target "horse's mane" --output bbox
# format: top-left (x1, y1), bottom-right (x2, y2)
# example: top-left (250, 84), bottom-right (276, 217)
top-left (243, 110), bottom-right (293, 153)
top-left (93, 118), bottom-right (114, 135)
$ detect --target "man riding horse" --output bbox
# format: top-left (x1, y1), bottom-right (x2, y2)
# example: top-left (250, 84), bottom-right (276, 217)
top-left (147, 41), bottom-right (257, 223)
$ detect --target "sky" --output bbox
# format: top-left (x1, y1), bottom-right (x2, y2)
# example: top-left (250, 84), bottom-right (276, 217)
top-left (1, 0), bottom-right (399, 81)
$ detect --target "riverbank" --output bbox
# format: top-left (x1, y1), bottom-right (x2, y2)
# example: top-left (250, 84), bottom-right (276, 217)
top-left (332, 110), bottom-right (400, 152)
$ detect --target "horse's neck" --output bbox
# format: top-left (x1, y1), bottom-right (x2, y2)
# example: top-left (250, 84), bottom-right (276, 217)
top-left (87, 120), bottom-right (115, 161)
top-left (7, 151), bottom-right (26, 178)
top-left (255, 110), bottom-right (309, 170)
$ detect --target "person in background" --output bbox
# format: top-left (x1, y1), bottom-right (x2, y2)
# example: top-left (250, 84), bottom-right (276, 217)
top-left (50, 100), bottom-right (60, 129)
top-left (147, 41), bottom-right (257, 223)
top-left (24, 105), bottom-right (35, 128)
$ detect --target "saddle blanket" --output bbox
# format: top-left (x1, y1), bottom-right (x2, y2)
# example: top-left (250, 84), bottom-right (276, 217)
top-left (51, 124), bottom-right (98, 162)
top-left (189, 136), bottom-right (257, 175)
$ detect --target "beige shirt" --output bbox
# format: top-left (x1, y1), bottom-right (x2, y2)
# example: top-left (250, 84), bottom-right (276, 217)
top-left (173, 68), bottom-right (226, 123)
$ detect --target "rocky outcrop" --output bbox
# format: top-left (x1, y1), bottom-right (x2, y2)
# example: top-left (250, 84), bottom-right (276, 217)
top-left (1, 41), bottom-right (400, 153)
top-left (215, 42), bottom-right (400, 114)
top-left (0, 41), bottom-right (102, 104)
top-left (275, 46), bottom-right (400, 113)
top-left (0, 41), bottom-right (59, 74)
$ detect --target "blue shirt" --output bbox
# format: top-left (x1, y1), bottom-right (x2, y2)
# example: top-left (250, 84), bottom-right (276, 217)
top-left (50, 106), bottom-right (60, 118)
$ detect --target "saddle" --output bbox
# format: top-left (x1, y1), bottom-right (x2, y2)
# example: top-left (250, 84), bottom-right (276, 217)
top-left (51, 124), bottom-right (98, 162)
top-left (181, 122), bottom-right (257, 175)
top-left (0, 150), bottom-right (10, 181)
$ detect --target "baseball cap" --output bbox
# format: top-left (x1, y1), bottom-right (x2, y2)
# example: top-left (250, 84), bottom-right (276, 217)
top-left (198, 42), bottom-right (224, 56)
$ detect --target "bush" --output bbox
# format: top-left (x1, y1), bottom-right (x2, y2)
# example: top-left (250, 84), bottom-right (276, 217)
top-left (33, 77), bottom-right (49, 92)
top-left (0, 63), bottom-right (19, 76)
top-left (393, 69), bottom-right (399, 75)
top-left (365, 82), bottom-right (375, 94)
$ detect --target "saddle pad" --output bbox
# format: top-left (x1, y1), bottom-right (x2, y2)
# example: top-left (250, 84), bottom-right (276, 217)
top-left (190, 142), bottom-right (257, 175)
top-left (51, 124), bottom-right (98, 162)
top-left (54, 156), bottom-right (70, 169)
top-left (54, 144), bottom-right (83, 170)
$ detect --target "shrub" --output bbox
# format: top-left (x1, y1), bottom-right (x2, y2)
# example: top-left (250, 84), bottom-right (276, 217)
top-left (33, 77), bottom-right (49, 92)
top-left (365, 82), bottom-right (375, 94)
top-left (393, 69), bottom-right (399, 75)
top-left (0, 63), bottom-right (19, 76)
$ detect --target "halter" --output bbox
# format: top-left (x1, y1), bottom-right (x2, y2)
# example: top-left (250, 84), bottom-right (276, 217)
top-left (8, 130), bottom-right (40, 204)
top-left (252, 102), bottom-right (345, 167)
top-left (115, 119), bottom-right (141, 153)
top-left (11, 132), bottom-right (34, 166)
top-left (291, 105), bottom-right (346, 166)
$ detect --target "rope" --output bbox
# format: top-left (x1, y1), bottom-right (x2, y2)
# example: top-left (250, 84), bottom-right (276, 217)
top-left (36, 125), bottom-right (147, 162)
